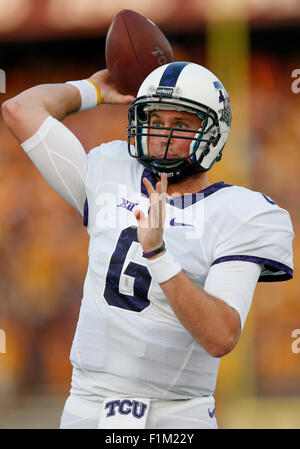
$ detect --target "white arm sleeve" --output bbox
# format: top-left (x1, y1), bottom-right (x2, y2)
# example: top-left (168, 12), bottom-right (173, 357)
top-left (21, 115), bottom-right (88, 215)
top-left (204, 260), bottom-right (262, 329)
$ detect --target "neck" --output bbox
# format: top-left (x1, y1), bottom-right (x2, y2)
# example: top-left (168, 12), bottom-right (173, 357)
top-left (166, 172), bottom-right (210, 197)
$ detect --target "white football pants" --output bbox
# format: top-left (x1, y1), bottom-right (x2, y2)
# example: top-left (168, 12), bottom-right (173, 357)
top-left (60, 393), bottom-right (218, 429)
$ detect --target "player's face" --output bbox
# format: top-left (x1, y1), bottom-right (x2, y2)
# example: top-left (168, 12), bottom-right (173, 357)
top-left (148, 110), bottom-right (203, 159)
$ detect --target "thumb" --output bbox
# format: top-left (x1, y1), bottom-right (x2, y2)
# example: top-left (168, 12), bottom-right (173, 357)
top-left (105, 91), bottom-right (135, 105)
top-left (118, 94), bottom-right (135, 104)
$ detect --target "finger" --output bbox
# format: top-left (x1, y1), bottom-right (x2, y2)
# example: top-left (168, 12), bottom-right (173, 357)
top-left (118, 94), bottom-right (135, 104)
top-left (155, 181), bottom-right (161, 194)
top-left (158, 198), bottom-right (164, 229)
top-left (143, 177), bottom-right (156, 196)
top-left (160, 172), bottom-right (168, 194)
top-left (156, 174), bottom-right (167, 196)
top-left (106, 90), bottom-right (135, 105)
top-left (156, 176), bottom-right (167, 219)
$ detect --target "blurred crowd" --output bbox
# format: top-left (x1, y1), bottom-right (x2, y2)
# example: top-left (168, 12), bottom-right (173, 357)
top-left (249, 52), bottom-right (300, 396)
top-left (0, 32), bottom-right (299, 399)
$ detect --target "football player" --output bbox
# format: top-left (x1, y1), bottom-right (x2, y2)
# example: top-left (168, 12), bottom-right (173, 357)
top-left (2, 62), bottom-right (294, 429)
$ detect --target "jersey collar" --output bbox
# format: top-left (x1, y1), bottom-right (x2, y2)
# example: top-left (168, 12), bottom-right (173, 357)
top-left (141, 169), bottom-right (232, 209)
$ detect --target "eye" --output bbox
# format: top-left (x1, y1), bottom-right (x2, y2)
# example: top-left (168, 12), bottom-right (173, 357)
top-left (177, 121), bottom-right (187, 129)
top-left (152, 121), bottom-right (162, 128)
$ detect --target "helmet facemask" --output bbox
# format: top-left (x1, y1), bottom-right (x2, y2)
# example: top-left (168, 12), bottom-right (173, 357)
top-left (127, 96), bottom-right (221, 182)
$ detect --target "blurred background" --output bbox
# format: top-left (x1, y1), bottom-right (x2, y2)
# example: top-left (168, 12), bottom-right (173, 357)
top-left (0, 0), bottom-right (299, 429)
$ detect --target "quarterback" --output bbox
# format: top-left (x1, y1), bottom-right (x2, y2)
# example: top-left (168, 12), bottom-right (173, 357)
top-left (2, 62), bottom-right (294, 429)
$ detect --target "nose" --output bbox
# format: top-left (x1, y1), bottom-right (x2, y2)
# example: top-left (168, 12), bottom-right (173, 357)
top-left (154, 126), bottom-right (170, 137)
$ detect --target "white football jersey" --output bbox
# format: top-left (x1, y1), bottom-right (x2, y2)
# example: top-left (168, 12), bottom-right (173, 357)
top-left (69, 140), bottom-right (294, 400)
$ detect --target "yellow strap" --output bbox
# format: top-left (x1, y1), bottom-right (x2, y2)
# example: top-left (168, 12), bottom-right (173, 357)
top-left (87, 78), bottom-right (102, 104)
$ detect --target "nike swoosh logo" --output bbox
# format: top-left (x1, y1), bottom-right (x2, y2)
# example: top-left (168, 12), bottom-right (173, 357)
top-left (208, 407), bottom-right (216, 418)
top-left (170, 218), bottom-right (194, 227)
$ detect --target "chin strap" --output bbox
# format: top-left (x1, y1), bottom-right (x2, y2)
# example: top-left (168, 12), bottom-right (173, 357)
top-left (149, 159), bottom-right (204, 183)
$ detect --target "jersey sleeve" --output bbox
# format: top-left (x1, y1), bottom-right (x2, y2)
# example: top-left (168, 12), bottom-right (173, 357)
top-left (21, 115), bottom-right (88, 215)
top-left (212, 191), bottom-right (294, 282)
top-left (204, 260), bottom-right (261, 329)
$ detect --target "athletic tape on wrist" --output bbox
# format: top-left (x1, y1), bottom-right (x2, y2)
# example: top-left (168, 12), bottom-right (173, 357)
top-left (145, 251), bottom-right (182, 284)
top-left (66, 79), bottom-right (101, 111)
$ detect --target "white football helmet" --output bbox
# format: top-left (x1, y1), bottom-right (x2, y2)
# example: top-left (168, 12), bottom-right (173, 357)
top-left (127, 61), bottom-right (232, 182)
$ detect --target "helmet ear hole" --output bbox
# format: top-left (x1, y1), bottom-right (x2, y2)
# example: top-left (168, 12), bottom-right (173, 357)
top-left (212, 135), bottom-right (220, 147)
top-left (136, 105), bottom-right (148, 122)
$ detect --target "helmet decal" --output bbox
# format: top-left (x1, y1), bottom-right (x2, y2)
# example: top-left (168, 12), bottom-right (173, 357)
top-left (219, 96), bottom-right (232, 128)
top-left (213, 80), bottom-right (232, 128)
top-left (157, 62), bottom-right (190, 88)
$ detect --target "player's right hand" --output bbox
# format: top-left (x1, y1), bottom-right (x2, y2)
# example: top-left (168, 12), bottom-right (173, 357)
top-left (135, 173), bottom-right (168, 255)
top-left (89, 69), bottom-right (135, 105)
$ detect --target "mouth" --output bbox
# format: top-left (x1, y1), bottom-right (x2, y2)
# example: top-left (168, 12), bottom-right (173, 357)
top-left (156, 153), bottom-right (181, 159)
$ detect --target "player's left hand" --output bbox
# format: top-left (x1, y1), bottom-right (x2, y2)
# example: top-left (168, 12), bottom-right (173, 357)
top-left (135, 173), bottom-right (168, 254)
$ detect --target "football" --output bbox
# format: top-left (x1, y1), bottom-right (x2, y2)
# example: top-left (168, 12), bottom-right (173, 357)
top-left (105, 9), bottom-right (175, 97)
